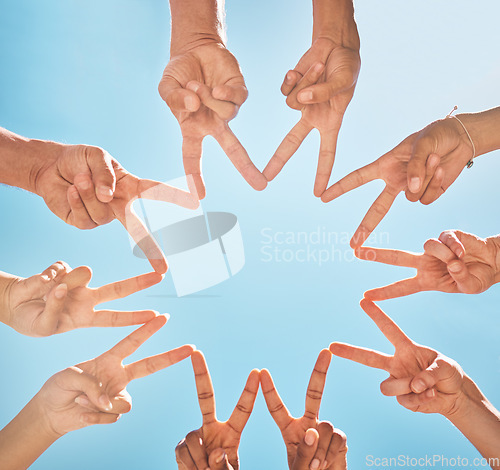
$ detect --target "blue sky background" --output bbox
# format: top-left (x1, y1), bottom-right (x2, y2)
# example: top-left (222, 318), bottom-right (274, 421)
top-left (1, 0), bottom-right (499, 468)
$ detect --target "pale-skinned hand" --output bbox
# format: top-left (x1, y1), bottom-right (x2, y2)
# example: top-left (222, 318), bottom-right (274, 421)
top-left (330, 300), bottom-right (467, 417)
top-left (175, 351), bottom-right (259, 470)
top-left (321, 117), bottom-right (475, 248)
top-left (261, 350), bottom-right (348, 470)
top-left (4, 260), bottom-right (163, 337)
top-left (355, 230), bottom-right (500, 300)
top-left (264, 37), bottom-right (360, 197)
top-left (159, 41), bottom-right (267, 199)
top-left (34, 315), bottom-right (194, 436)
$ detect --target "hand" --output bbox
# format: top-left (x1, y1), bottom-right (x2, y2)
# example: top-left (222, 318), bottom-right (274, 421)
top-left (4, 260), bottom-right (163, 337)
top-left (175, 351), bottom-right (259, 470)
top-left (159, 41), bottom-right (267, 199)
top-left (264, 37), bottom-right (360, 197)
top-left (35, 144), bottom-right (199, 273)
top-left (261, 350), bottom-right (348, 470)
top-left (355, 230), bottom-right (500, 300)
top-left (34, 315), bottom-right (194, 436)
top-left (321, 117), bottom-right (474, 248)
top-left (330, 299), bottom-right (468, 417)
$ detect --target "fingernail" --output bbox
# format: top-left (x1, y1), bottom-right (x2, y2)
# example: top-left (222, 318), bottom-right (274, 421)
top-left (299, 90), bottom-right (313, 102)
top-left (75, 396), bottom-right (90, 407)
top-left (98, 186), bottom-right (113, 198)
top-left (77, 179), bottom-right (91, 191)
top-left (99, 394), bottom-right (113, 411)
top-left (304, 428), bottom-right (317, 446)
top-left (188, 344), bottom-right (197, 351)
top-left (428, 155), bottom-right (440, 168)
top-left (184, 95), bottom-right (197, 111)
top-left (314, 62), bottom-right (324, 73)
top-left (412, 379), bottom-right (426, 393)
top-left (286, 72), bottom-right (293, 83)
top-left (215, 449), bottom-right (226, 463)
top-left (409, 177), bottom-right (421, 193)
top-left (41, 274), bottom-right (51, 282)
top-left (311, 459), bottom-right (321, 470)
top-left (321, 462), bottom-right (329, 470)
top-left (426, 388), bottom-right (435, 398)
top-left (54, 284), bottom-right (67, 300)
top-left (187, 81), bottom-right (200, 93)
top-left (448, 262), bottom-right (461, 273)
top-left (163, 313), bottom-right (171, 321)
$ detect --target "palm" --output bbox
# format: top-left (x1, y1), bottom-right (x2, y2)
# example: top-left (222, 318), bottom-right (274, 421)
top-left (281, 418), bottom-right (322, 467)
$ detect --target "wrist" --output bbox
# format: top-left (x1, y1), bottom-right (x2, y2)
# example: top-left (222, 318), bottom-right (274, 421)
top-left (0, 273), bottom-right (20, 328)
top-left (485, 235), bottom-right (500, 285)
top-left (444, 375), bottom-right (487, 422)
top-left (30, 392), bottom-right (65, 441)
top-left (457, 108), bottom-right (500, 158)
top-left (170, 33), bottom-right (225, 57)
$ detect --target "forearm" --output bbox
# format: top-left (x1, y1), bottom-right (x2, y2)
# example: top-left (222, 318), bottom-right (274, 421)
top-left (457, 107), bottom-right (500, 158)
top-left (312, 0), bottom-right (359, 50)
top-left (485, 234), bottom-right (500, 285)
top-left (0, 127), bottom-right (58, 195)
top-left (0, 396), bottom-right (59, 470)
top-left (446, 377), bottom-right (500, 469)
top-left (169, 0), bottom-right (226, 54)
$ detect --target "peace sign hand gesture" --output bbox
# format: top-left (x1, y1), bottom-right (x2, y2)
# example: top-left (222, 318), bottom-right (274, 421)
top-left (355, 230), bottom-right (500, 301)
top-left (4, 261), bottom-right (163, 337)
top-left (261, 350), bottom-right (347, 470)
top-left (175, 351), bottom-right (260, 470)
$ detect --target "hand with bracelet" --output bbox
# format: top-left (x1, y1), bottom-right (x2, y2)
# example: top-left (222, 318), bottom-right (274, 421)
top-left (264, 0), bottom-right (360, 197)
top-left (158, 0), bottom-right (267, 199)
top-left (330, 300), bottom-right (500, 469)
top-left (321, 107), bottom-right (500, 248)
top-left (354, 229), bottom-right (500, 300)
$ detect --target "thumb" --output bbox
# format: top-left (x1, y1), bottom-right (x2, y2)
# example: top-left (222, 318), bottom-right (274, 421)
top-left (446, 260), bottom-right (483, 293)
top-left (34, 283), bottom-right (68, 336)
top-left (292, 428), bottom-right (319, 470)
top-left (159, 76), bottom-right (200, 113)
top-left (84, 146), bottom-right (116, 203)
top-left (410, 358), bottom-right (454, 394)
top-left (407, 135), bottom-right (436, 193)
top-left (208, 449), bottom-right (234, 470)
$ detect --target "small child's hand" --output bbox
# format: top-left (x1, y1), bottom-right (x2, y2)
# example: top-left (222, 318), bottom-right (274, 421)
top-left (4, 261), bottom-right (163, 337)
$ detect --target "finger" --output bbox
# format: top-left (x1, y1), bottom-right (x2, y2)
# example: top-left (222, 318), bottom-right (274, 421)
top-left (404, 153), bottom-right (440, 203)
top-left (86, 147), bottom-right (117, 202)
top-left (74, 173), bottom-right (114, 225)
top-left (184, 431), bottom-right (209, 470)
top-left (91, 310), bottom-right (158, 328)
top-left (76, 392), bottom-right (133, 415)
top-left (410, 358), bottom-right (457, 394)
top-left (159, 76), bottom-right (201, 113)
top-left (40, 261), bottom-right (71, 282)
top-left (314, 130), bottom-right (338, 197)
top-left (281, 69), bottom-right (303, 96)
top-left (329, 342), bottom-right (390, 371)
top-left (58, 366), bottom-right (113, 411)
top-left (363, 278), bottom-right (422, 301)
top-left (311, 421), bottom-right (334, 470)
top-left (107, 315), bottom-right (168, 360)
top-left (227, 369), bottom-right (260, 434)
top-left (407, 135), bottom-right (436, 193)
top-left (326, 429), bottom-right (348, 470)
top-left (321, 162), bottom-right (378, 203)
top-left (438, 230), bottom-right (465, 259)
top-left (80, 411), bottom-right (121, 427)
top-left (96, 272), bottom-right (164, 303)
top-left (175, 440), bottom-right (197, 470)
top-left (138, 179), bottom-right (200, 210)
top-left (67, 185), bottom-right (98, 230)
top-left (209, 449), bottom-right (233, 470)
top-left (182, 135), bottom-right (205, 200)
top-left (35, 283), bottom-right (68, 336)
top-left (423, 238), bottom-right (457, 264)
top-left (350, 187), bottom-right (398, 249)
top-left (260, 369), bottom-right (293, 431)
top-left (286, 62), bottom-right (325, 110)
top-left (359, 299), bottom-right (411, 347)
top-left (187, 81), bottom-right (238, 121)
top-left (297, 73), bottom-right (354, 105)
top-left (212, 84), bottom-right (248, 106)
top-left (446, 260), bottom-right (483, 294)
top-left (126, 344), bottom-right (195, 381)
top-left (396, 389), bottom-right (436, 411)
top-left (304, 349), bottom-right (331, 420)
top-left (213, 128), bottom-right (267, 191)
top-left (291, 428), bottom-right (319, 470)
top-left (379, 376), bottom-right (412, 397)
top-left (355, 246), bottom-right (418, 268)
top-left (263, 120), bottom-right (313, 181)
top-left (191, 350), bottom-right (217, 425)
top-left (419, 166), bottom-right (445, 205)
top-left (25, 261), bottom-right (70, 298)
top-left (61, 266), bottom-right (93, 290)
top-left (117, 205), bottom-right (167, 274)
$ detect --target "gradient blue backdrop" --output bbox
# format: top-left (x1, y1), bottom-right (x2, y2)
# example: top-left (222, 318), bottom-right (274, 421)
top-left (0, 1), bottom-right (499, 468)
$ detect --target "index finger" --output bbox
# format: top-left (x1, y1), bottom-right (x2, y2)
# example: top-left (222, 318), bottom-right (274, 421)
top-left (138, 179), bottom-right (200, 210)
top-left (355, 246), bottom-right (419, 268)
top-left (191, 350), bottom-right (217, 425)
top-left (360, 299), bottom-right (411, 347)
top-left (226, 369), bottom-right (260, 434)
top-left (96, 272), bottom-right (164, 304)
top-left (329, 342), bottom-right (391, 371)
top-left (304, 349), bottom-right (331, 420)
top-left (321, 161), bottom-right (379, 203)
top-left (106, 315), bottom-right (168, 360)
top-left (314, 130), bottom-right (339, 197)
top-left (260, 369), bottom-right (293, 432)
top-left (213, 128), bottom-right (267, 191)
top-left (182, 135), bottom-right (205, 200)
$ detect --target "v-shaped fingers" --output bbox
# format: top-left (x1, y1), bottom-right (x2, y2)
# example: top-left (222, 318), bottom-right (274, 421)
top-left (226, 369), bottom-right (260, 435)
top-left (304, 349), bottom-right (331, 420)
top-left (191, 351), bottom-right (217, 426)
top-left (329, 342), bottom-right (391, 371)
top-left (260, 369), bottom-right (293, 432)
